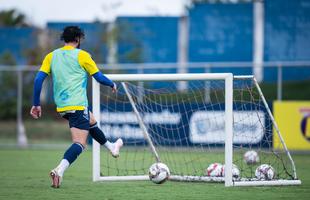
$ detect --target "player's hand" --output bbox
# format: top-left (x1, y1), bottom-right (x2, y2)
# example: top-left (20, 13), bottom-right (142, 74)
top-left (112, 83), bottom-right (117, 93)
top-left (30, 106), bottom-right (42, 119)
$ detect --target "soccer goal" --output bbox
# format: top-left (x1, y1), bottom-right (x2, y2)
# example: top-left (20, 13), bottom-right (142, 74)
top-left (92, 73), bottom-right (301, 187)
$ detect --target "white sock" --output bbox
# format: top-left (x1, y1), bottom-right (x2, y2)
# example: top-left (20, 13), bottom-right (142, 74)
top-left (104, 141), bottom-right (114, 151)
top-left (56, 159), bottom-right (70, 177)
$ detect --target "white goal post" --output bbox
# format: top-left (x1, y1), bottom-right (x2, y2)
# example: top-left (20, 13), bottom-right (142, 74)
top-left (92, 73), bottom-right (301, 187)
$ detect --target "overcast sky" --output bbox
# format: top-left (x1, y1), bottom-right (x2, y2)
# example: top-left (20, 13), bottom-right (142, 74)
top-left (0, 0), bottom-right (190, 27)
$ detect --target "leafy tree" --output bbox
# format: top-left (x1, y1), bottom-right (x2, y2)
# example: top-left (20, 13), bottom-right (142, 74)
top-left (0, 51), bottom-right (17, 65)
top-left (0, 51), bottom-right (17, 119)
top-left (0, 9), bottom-right (29, 27)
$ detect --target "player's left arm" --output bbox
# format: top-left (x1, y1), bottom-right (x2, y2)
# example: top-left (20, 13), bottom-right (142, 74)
top-left (78, 50), bottom-right (117, 92)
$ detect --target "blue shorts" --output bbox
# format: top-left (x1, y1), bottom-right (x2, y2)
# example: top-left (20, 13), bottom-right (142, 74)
top-left (60, 109), bottom-right (90, 130)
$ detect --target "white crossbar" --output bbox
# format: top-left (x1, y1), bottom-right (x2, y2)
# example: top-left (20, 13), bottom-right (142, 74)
top-left (106, 73), bottom-right (232, 81)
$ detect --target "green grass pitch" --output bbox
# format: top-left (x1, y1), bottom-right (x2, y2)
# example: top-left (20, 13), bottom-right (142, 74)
top-left (0, 149), bottom-right (309, 200)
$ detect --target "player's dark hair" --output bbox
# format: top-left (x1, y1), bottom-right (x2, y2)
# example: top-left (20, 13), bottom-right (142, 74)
top-left (60, 26), bottom-right (85, 43)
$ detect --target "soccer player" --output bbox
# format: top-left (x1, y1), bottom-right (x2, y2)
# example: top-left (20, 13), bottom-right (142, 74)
top-left (30, 26), bottom-right (123, 188)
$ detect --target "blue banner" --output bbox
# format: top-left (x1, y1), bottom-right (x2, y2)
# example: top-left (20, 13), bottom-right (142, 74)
top-left (99, 103), bottom-right (272, 147)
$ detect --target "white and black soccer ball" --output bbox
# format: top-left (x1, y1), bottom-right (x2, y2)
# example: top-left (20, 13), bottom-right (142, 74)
top-left (243, 150), bottom-right (260, 165)
top-left (149, 162), bottom-right (170, 184)
top-left (205, 163), bottom-right (223, 177)
top-left (255, 164), bottom-right (275, 180)
top-left (222, 164), bottom-right (240, 179)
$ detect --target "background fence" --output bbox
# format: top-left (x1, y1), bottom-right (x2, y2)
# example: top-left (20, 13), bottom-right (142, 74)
top-left (0, 61), bottom-right (309, 147)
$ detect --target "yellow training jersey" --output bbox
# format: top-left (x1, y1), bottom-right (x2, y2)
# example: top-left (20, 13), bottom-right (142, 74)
top-left (39, 45), bottom-right (99, 112)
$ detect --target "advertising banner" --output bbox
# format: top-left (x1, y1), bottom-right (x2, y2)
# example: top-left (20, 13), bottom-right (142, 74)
top-left (100, 103), bottom-right (270, 147)
top-left (273, 101), bottom-right (310, 150)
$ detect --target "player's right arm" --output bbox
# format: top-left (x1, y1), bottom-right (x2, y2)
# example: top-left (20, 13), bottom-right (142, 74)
top-left (78, 50), bottom-right (117, 93)
top-left (30, 53), bottom-right (52, 119)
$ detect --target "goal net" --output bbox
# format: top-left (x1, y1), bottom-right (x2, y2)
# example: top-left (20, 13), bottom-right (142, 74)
top-left (92, 73), bottom-right (301, 186)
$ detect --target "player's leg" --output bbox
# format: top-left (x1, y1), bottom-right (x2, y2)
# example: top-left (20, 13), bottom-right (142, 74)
top-left (57, 127), bottom-right (88, 174)
top-left (88, 111), bottom-right (123, 157)
top-left (50, 110), bottom-right (89, 188)
top-left (50, 128), bottom-right (88, 188)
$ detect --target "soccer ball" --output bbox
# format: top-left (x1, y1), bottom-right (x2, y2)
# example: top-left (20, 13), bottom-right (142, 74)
top-left (149, 162), bottom-right (170, 184)
top-left (243, 150), bottom-right (260, 164)
top-left (205, 163), bottom-right (223, 177)
top-left (255, 164), bottom-right (275, 180)
top-left (222, 164), bottom-right (240, 179)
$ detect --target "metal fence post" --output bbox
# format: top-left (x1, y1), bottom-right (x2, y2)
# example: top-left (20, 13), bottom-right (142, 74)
top-left (277, 64), bottom-right (283, 101)
top-left (204, 64), bottom-right (211, 103)
top-left (17, 69), bottom-right (28, 147)
top-left (138, 65), bottom-right (144, 103)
